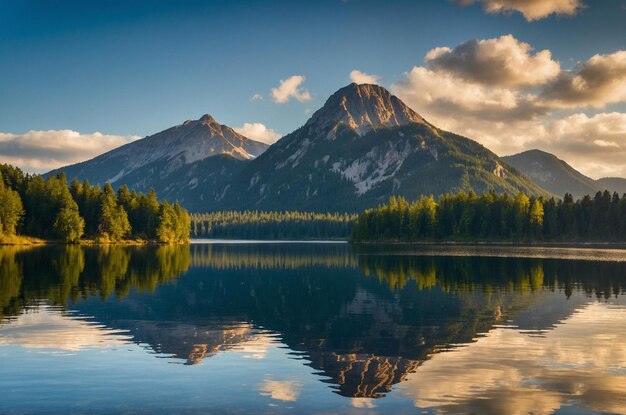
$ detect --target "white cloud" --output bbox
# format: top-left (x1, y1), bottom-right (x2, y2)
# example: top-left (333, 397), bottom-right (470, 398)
top-left (0, 129), bottom-right (139, 173)
top-left (234, 122), bottom-right (281, 144)
top-left (541, 51), bottom-right (626, 108)
top-left (537, 113), bottom-right (626, 178)
top-left (593, 139), bottom-right (619, 148)
top-left (349, 69), bottom-right (381, 85)
top-left (392, 66), bottom-right (546, 123)
top-left (250, 93), bottom-right (263, 101)
top-left (270, 75), bottom-right (312, 103)
top-left (425, 35), bottom-right (561, 87)
top-left (457, 0), bottom-right (584, 21)
top-left (390, 34), bottom-right (626, 179)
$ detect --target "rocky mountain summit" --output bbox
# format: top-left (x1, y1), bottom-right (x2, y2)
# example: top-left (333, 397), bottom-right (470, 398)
top-left (304, 83), bottom-right (426, 137)
top-left (214, 83), bottom-right (547, 211)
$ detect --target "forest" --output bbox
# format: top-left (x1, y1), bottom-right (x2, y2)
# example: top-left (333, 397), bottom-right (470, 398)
top-left (191, 211), bottom-right (357, 240)
top-left (0, 163), bottom-right (190, 244)
top-left (351, 190), bottom-right (626, 242)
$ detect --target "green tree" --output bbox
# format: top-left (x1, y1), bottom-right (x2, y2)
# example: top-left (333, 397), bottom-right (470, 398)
top-left (529, 199), bottom-right (544, 238)
top-left (97, 183), bottom-right (131, 242)
top-left (53, 207), bottom-right (85, 243)
top-left (0, 180), bottom-right (24, 236)
top-left (512, 192), bottom-right (530, 237)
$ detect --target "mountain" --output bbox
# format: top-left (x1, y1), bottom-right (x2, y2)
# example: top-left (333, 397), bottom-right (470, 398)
top-left (49, 114), bottom-right (268, 209)
top-left (502, 149), bottom-right (600, 199)
top-left (503, 149), bottom-right (626, 199)
top-left (597, 177), bottom-right (626, 195)
top-left (51, 83), bottom-right (549, 212)
top-left (212, 83), bottom-right (548, 212)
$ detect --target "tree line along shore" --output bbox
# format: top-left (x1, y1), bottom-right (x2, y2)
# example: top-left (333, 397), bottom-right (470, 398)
top-left (351, 191), bottom-right (626, 242)
top-left (4, 161), bottom-right (626, 245)
top-left (190, 211), bottom-right (357, 240)
top-left (0, 164), bottom-right (189, 244)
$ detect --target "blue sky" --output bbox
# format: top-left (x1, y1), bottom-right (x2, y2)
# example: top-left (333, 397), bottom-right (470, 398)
top-left (1, 0), bottom-right (626, 176)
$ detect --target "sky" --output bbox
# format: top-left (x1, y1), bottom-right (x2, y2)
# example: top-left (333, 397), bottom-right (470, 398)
top-left (1, 0), bottom-right (625, 177)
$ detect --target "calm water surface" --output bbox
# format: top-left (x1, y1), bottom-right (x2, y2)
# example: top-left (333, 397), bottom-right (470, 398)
top-left (1, 242), bottom-right (626, 414)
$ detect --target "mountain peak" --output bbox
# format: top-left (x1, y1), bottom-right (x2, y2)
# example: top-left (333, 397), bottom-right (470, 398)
top-left (198, 113), bottom-right (218, 125)
top-left (305, 83), bottom-right (426, 137)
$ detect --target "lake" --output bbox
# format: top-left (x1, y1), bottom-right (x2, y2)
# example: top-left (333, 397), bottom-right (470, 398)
top-left (1, 242), bottom-right (626, 414)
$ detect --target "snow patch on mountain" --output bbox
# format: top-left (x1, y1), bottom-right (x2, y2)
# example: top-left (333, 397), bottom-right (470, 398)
top-left (331, 140), bottom-right (413, 195)
top-left (275, 138), bottom-right (310, 169)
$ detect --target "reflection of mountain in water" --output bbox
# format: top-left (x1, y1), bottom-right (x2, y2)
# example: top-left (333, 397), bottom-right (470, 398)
top-left (1, 244), bottom-right (626, 399)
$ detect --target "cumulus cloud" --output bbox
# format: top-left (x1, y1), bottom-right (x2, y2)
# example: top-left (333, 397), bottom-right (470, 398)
top-left (457, 0), bottom-right (584, 21)
top-left (392, 66), bottom-right (547, 123)
top-left (541, 51), bottom-right (626, 108)
top-left (535, 113), bottom-right (626, 178)
top-left (349, 70), bottom-right (381, 85)
top-left (425, 35), bottom-right (560, 87)
top-left (270, 75), bottom-right (312, 103)
top-left (234, 122), bottom-right (281, 144)
top-left (0, 129), bottom-right (139, 173)
top-left (390, 34), bottom-right (626, 178)
top-left (250, 93), bottom-right (263, 101)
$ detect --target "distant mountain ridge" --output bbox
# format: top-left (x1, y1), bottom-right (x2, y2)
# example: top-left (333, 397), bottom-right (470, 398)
top-left (52, 83), bottom-right (549, 212)
top-left (596, 177), bottom-right (626, 195)
top-left (503, 149), bottom-right (626, 198)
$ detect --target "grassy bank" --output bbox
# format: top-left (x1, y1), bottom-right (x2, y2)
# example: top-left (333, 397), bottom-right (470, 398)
top-left (0, 235), bottom-right (47, 245)
top-left (0, 235), bottom-right (189, 246)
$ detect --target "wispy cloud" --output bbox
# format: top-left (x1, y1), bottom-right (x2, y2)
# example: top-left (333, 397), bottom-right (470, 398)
top-left (270, 75), bottom-right (312, 103)
top-left (250, 93), bottom-right (263, 101)
top-left (0, 129), bottom-right (139, 173)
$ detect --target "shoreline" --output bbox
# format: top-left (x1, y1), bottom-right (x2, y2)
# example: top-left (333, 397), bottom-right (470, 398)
top-left (0, 237), bottom-right (189, 246)
top-left (350, 240), bottom-right (626, 249)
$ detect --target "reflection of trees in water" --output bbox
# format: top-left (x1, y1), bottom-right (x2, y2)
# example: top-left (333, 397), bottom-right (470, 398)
top-left (357, 254), bottom-right (626, 299)
top-left (0, 247), bottom-right (28, 320)
top-left (3, 244), bottom-right (626, 399)
top-left (359, 255), bottom-right (546, 293)
top-left (0, 245), bottom-right (190, 319)
top-left (189, 243), bottom-right (357, 269)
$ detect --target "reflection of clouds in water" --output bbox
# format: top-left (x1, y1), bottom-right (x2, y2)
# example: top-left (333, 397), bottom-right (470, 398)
top-left (350, 397), bottom-right (376, 408)
top-left (233, 333), bottom-right (276, 360)
top-left (398, 302), bottom-right (626, 415)
top-left (258, 379), bottom-right (303, 402)
top-left (0, 305), bottom-right (131, 351)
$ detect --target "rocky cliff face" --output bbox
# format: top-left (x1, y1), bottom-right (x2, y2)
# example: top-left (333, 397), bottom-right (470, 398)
top-left (304, 83), bottom-right (426, 138)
